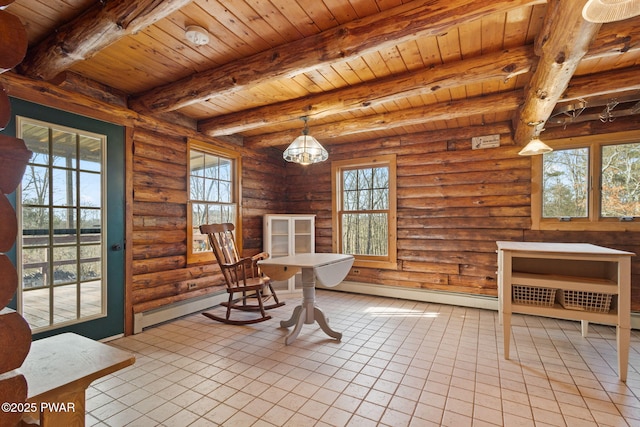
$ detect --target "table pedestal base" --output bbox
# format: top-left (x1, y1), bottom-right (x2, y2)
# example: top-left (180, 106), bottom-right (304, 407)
top-left (281, 305), bottom-right (342, 345)
top-left (280, 268), bottom-right (342, 345)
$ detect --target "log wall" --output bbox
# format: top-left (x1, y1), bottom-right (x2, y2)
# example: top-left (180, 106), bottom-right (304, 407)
top-left (130, 128), bottom-right (287, 315)
top-left (285, 122), bottom-right (640, 311)
top-left (1, 72), bottom-right (289, 334)
top-left (3, 72), bottom-right (639, 333)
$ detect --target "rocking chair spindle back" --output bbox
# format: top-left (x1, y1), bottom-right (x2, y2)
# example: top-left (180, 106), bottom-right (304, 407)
top-left (199, 223), bottom-right (284, 325)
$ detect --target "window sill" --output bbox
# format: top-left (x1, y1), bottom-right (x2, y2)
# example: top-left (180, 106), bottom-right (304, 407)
top-left (187, 252), bottom-right (214, 265)
top-left (353, 259), bottom-right (398, 270)
top-left (534, 221), bottom-right (640, 232)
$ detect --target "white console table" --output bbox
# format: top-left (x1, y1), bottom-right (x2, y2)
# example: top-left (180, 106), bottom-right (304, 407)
top-left (497, 241), bottom-right (634, 381)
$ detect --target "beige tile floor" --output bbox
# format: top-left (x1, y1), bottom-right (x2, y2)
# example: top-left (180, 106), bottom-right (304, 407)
top-left (88, 290), bottom-right (640, 426)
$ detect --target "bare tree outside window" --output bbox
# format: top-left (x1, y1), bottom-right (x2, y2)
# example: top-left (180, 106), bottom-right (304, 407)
top-left (601, 143), bottom-right (640, 217)
top-left (542, 148), bottom-right (589, 218)
top-left (333, 154), bottom-right (396, 266)
top-left (189, 149), bottom-right (236, 254)
top-left (541, 142), bottom-right (640, 221)
top-left (341, 166), bottom-right (389, 256)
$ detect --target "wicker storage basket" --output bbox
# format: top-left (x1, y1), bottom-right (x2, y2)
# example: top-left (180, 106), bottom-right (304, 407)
top-left (512, 285), bottom-right (557, 307)
top-left (557, 290), bottom-right (613, 313)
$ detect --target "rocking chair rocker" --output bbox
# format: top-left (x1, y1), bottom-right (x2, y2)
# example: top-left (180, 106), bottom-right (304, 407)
top-left (200, 223), bottom-right (284, 325)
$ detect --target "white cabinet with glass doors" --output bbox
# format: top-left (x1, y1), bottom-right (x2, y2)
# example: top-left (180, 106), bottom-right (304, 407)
top-left (263, 214), bottom-right (315, 293)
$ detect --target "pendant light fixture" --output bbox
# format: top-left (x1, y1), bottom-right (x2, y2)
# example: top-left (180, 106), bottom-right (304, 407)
top-left (582, 0), bottom-right (640, 23)
top-left (518, 135), bottom-right (553, 156)
top-left (282, 117), bottom-right (328, 165)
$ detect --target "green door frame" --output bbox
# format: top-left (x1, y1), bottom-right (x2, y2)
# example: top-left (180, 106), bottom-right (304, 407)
top-left (2, 97), bottom-right (125, 340)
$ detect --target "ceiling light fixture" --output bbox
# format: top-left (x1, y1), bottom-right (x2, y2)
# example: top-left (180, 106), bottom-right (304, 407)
top-left (582, 0), bottom-right (640, 23)
top-left (185, 25), bottom-right (210, 46)
top-left (283, 117), bottom-right (328, 165)
top-left (518, 135), bottom-right (553, 156)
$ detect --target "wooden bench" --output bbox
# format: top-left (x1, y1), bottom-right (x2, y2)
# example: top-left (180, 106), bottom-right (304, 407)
top-left (19, 333), bottom-right (135, 426)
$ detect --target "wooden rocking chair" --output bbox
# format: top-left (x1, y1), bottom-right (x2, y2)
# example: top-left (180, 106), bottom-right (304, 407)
top-left (200, 223), bottom-right (284, 325)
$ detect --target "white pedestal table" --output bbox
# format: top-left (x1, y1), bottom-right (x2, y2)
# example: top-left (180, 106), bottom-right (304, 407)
top-left (258, 253), bottom-right (354, 345)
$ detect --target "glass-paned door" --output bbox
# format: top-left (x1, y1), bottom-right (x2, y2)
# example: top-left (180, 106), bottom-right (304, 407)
top-left (3, 97), bottom-right (125, 340)
top-left (18, 117), bottom-right (105, 331)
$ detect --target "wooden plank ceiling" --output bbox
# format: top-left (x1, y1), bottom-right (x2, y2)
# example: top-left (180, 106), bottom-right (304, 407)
top-left (5, 0), bottom-right (640, 149)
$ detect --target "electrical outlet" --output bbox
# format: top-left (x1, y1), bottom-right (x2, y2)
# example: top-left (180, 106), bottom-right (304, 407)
top-left (352, 269), bottom-right (360, 275)
top-left (188, 283), bottom-right (197, 289)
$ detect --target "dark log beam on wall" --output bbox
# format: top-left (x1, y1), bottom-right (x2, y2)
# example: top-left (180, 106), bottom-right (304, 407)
top-left (18, 0), bottom-right (195, 81)
top-left (129, 0), bottom-right (544, 114)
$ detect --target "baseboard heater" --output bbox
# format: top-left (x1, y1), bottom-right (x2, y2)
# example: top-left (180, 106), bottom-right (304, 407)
top-left (133, 291), bottom-right (228, 334)
top-left (323, 281), bottom-right (640, 330)
top-left (133, 282), bottom-right (640, 333)
top-left (323, 280), bottom-right (498, 310)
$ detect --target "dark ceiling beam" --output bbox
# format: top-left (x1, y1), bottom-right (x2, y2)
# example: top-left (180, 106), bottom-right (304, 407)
top-left (245, 92), bottom-right (523, 148)
top-left (18, 0), bottom-right (195, 81)
top-left (562, 67), bottom-right (640, 101)
top-left (199, 46), bottom-right (535, 137)
top-left (243, 65), bottom-right (640, 149)
top-left (543, 114), bottom-right (640, 138)
top-left (587, 18), bottom-right (640, 58)
top-left (200, 18), bottom-right (640, 138)
top-left (129, 0), bottom-right (545, 114)
top-left (513, 0), bottom-right (602, 145)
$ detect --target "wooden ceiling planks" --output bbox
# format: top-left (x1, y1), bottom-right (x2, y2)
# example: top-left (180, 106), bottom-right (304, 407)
top-left (458, 20), bottom-right (482, 58)
top-left (128, 0), bottom-right (544, 113)
top-left (7, 0), bottom-right (91, 44)
top-left (480, 13), bottom-right (507, 53)
top-left (6, 0), bottom-right (640, 147)
top-left (202, 1), bottom-right (285, 53)
top-left (321, 0), bottom-right (360, 24)
top-left (336, 58), bottom-right (375, 85)
top-left (151, 12), bottom-right (227, 70)
top-left (200, 44), bottom-right (535, 137)
top-left (270, 1), bottom-right (320, 39)
top-left (292, 0), bottom-right (337, 30)
top-left (435, 29), bottom-right (463, 63)
top-left (70, 39), bottom-right (182, 95)
top-left (503, 7), bottom-right (532, 48)
top-left (14, 0), bottom-right (536, 136)
top-left (18, 0), bottom-right (194, 81)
